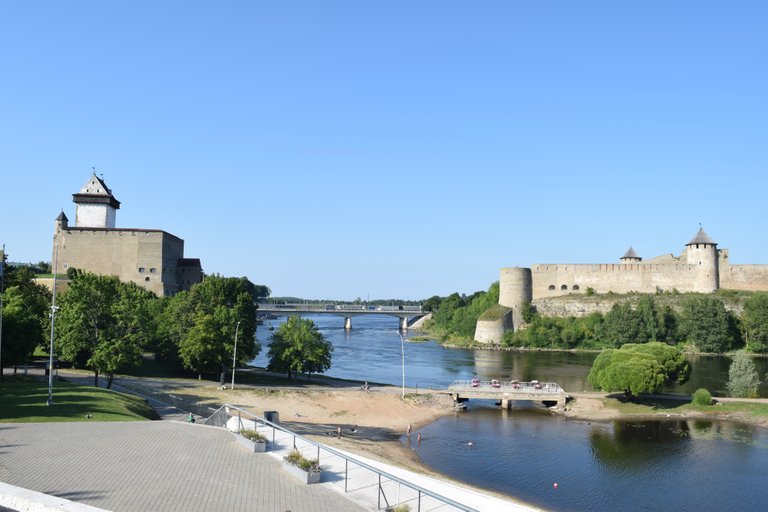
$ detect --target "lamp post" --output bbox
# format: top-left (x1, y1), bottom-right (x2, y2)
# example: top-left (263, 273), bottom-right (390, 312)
top-left (231, 321), bottom-right (241, 390)
top-left (397, 329), bottom-right (406, 398)
top-left (47, 238), bottom-right (60, 406)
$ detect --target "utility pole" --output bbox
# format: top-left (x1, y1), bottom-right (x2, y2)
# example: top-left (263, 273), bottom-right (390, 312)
top-left (0, 244), bottom-right (5, 382)
top-left (231, 321), bottom-right (241, 390)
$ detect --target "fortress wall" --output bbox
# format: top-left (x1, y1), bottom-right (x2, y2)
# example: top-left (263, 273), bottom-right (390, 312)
top-left (56, 229), bottom-right (178, 296)
top-left (474, 311), bottom-right (514, 344)
top-left (530, 263), bottom-right (703, 299)
top-left (720, 264), bottom-right (768, 292)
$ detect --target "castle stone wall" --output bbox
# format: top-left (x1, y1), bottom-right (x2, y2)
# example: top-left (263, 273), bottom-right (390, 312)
top-left (55, 228), bottom-right (184, 296)
top-left (720, 264), bottom-right (768, 291)
top-left (530, 263), bottom-right (706, 299)
top-left (474, 310), bottom-right (513, 344)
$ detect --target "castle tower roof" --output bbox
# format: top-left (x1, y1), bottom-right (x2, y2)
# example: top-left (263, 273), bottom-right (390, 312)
top-left (72, 172), bottom-right (121, 210)
top-left (56, 211), bottom-right (68, 222)
top-left (687, 227), bottom-right (716, 246)
top-left (621, 247), bottom-right (641, 260)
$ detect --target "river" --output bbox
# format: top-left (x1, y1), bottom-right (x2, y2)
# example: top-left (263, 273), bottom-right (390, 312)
top-left (252, 314), bottom-right (768, 511)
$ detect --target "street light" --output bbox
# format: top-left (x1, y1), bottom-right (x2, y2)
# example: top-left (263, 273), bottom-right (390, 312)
top-left (400, 331), bottom-right (405, 398)
top-left (48, 237), bottom-right (61, 406)
top-left (231, 321), bottom-right (241, 390)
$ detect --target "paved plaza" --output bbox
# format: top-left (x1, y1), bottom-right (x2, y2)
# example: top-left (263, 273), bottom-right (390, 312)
top-left (0, 421), bottom-right (365, 512)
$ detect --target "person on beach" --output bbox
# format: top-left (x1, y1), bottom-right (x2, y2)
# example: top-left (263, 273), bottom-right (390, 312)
top-left (407, 423), bottom-right (412, 437)
top-left (337, 425), bottom-right (342, 439)
top-left (417, 432), bottom-right (422, 444)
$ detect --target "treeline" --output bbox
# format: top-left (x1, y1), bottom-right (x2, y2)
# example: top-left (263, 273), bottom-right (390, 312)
top-left (421, 282), bottom-right (500, 340)
top-left (505, 293), bottom-right (768, 354)
top-left (1, 257), bottom-right (269, 385)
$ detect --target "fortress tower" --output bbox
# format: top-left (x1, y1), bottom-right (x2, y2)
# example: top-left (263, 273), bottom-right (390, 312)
top-left (73, 172), bottom-right (121, 228)
top-left (683, 227), bottom-right (719, 293)
top-left (498, 267), bottom-right (533, 328)
top-left (51, 172), bottom-right (202, 296)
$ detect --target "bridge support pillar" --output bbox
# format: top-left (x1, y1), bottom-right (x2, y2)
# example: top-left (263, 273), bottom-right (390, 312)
top-left (344, 317), bottom-right (352, 331)
top-left (398, 317), bottom-right (408, 331)
top-left (500, 399), bottom-right (511, 410)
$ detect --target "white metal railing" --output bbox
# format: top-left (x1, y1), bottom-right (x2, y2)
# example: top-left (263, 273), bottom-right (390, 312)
top-left (207, 404), bottom-right (477, 512)
top-left (448, 380), bottom-right (565, 394)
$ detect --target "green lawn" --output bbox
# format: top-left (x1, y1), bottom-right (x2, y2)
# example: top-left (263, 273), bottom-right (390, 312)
top-left (0, 376), bottom-right (159, 422)
top-left (605, 395), bottom-right (768, 420)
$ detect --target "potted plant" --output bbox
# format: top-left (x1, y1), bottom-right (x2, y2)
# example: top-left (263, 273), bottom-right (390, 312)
top-left (234, 429), bottom-right (268, 453)
top-left (282, 449), bottom-right (322, 484)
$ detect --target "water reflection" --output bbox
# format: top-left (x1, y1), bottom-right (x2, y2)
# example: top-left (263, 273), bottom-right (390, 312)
top-left (589, 421), bottom-right (692, 470)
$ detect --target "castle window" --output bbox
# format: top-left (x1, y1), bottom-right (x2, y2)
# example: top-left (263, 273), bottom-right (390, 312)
top-left (561, 284), bottom-right (568, 290)
top-left (138, 267), bottom-right (145, 273)
top-left (145, 277), bottom-right (150, 282)
top-left (548, 285), bottom-right (556, 290)
top-left (573, 285), bottom-right (580, 290)
top-left (150, 268), bottom-right (156, 273)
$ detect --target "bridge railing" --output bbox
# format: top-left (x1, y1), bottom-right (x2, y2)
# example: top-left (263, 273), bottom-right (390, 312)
top-left (257, 303), bottom-right (424, 313)
top-left (207, 404), bottom-right (477, 512)
top-left (448, 380), bottom-right (565, 394)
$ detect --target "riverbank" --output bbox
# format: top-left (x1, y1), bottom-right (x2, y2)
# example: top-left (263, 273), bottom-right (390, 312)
top-left (562, 392), bottom-right (768, 428)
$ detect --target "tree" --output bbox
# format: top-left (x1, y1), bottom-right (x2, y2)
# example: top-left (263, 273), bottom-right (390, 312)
top-left (600, 303), bottom-right (645, 347)
top-left (588, 349), bottom-right (665, 397)
top-left (267, 316), bottom-right (332, 381)
top-left (56, 272), bottom-right (154, 388)
top-left (588, 343), bottom-right (690, 397)
top-left (0, 287), bottom-right (44, 371)
top-left (678, 296), bottom-right (739, 353)
top-left (727, 351), bottom-right (760, 398)
top-left (742, 293), bottom-right (768, 353)
top-left (164, 275), bottom-right (260, 379)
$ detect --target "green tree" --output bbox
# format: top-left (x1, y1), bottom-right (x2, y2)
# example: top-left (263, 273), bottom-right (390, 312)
top-left (726, 351), bottom-right (760, 398)
top-left (587, 343), bottom-right (690, 397)
top-left (600, 303), bottom-right (645, 347)
top-left (678, 296), bottom-right (739, 353)
top-left (56, 273), bottom-right (154, 388)
top-left (742, 293), bottom-right (768, 353)
top-left (587, 349), bottom-right (665, 397)
top-left (0, 287), bottom-right (44, 371)
top-left (267, 316), bottom-right (332, 381)
top-left (158, 275), bottom-right (260, 379)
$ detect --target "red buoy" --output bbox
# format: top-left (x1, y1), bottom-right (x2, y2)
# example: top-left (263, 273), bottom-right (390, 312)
top-left (553, 483), bottom-right (558, 489)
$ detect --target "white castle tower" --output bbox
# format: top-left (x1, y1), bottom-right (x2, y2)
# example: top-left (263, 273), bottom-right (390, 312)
top-left (684, 227), bottom-right (719, 293)
top-left (73, 172), bottom-right (121, 228)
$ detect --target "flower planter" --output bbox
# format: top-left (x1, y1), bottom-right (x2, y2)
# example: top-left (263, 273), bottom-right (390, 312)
top-left (234, 433), bottom-right (268, 453)
top-left (282, 461), bottom-right (321, 484)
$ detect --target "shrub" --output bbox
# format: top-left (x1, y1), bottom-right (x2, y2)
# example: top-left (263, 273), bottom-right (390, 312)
top-left (691, 388), bottom-right (712, 406)
top-left (239, 430), bottom-right (267, 442)
top-left (284, 449), bottom-right (320, 472)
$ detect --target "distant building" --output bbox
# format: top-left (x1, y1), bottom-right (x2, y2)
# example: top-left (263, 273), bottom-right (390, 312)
top-left (475, 228), bottom-right (768, 342)
top-left (52, 173), bottom-right (202, 296)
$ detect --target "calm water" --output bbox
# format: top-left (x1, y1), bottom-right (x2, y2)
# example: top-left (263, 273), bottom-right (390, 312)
top-left (252, 314), bottom-right (768, 511)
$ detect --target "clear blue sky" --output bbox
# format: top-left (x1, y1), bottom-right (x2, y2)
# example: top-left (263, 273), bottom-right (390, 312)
top-left (2, 2), bottom-right (766, 300)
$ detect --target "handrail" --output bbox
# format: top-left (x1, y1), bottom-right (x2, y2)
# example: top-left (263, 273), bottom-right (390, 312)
top-left (211, 403), bottom-right (478, 512)
top-left (448, 380), bottom-right (565, 394)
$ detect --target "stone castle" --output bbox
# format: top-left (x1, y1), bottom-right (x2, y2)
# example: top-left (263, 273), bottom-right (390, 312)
top-left (475, 228), bottom-right (768, 343)
top-left (52, 173), bottom-right (203, 296)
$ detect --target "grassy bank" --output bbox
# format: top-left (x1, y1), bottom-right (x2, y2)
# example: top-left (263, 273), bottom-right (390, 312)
top-left (0, 376), bottom-right (159, 422)
top-left (590, 394), bottom-right (768, 426)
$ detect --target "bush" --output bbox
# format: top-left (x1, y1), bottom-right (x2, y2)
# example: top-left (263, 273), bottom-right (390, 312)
top-left (691, 388), bottom-right (712, 406)
top-left (284, 449), bottom-right (320, 472)
top-left (239, 429), bottom-right (267, 442)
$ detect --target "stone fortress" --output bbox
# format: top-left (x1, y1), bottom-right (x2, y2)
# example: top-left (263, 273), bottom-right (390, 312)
top-left (475, 228), bottom-right (768, 343)
top-left (52, 173), bottom-right (202, 297)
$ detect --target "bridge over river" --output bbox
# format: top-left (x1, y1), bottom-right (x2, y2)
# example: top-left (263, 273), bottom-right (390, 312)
top-left (448, 380), bottom-right (569, 408)
top-left (256, 303), bottom-right (428, 330)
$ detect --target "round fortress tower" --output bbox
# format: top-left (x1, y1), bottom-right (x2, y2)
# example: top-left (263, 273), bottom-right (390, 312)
top-left (685, 227), bottom-right (719, 292)
top-left (499, 267), bottom-right (533, 329)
